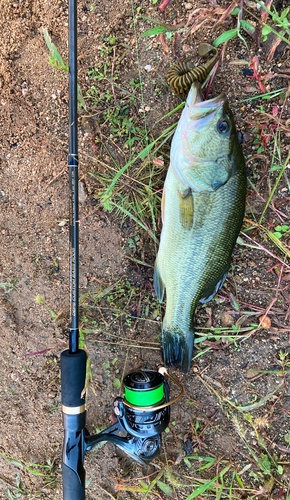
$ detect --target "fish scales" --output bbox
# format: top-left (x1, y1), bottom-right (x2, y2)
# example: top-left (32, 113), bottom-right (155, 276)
top-left (154, 83), bottom-right (246, 372)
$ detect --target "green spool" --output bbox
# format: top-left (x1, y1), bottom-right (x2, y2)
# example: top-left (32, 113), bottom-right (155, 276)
top-left (125, 384), bottom-right (164, 407)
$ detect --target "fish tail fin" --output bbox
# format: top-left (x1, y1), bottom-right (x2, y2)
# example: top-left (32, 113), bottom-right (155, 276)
top-left (162, 324), bottom-right (194, 373)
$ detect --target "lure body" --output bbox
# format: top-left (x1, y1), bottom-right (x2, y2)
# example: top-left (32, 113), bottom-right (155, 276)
top-left (154, 84), bottom-right (246, 372)
top-left (167, 43), bottom-right (218, 96)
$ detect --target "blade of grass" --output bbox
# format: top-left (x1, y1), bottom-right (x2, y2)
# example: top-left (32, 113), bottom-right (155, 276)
top-left (109, 201), bottom-right (158, 243)
top-left (102, 122), bottom-right (176, 207)
top-left (185, 465), bottom-right (231, 499)
top-left (238, 233), bottom-right (290, 269)
top-left (212, 28), bottom-right (239, 46)
top-left (259, 152), bottom-right (290, 223)
top-left (243, 217), bottom-right (290, 258)
top-left (239, 88), bottom-right (287, 102)
top-left (43, 28), bottom-right (68, 71)
top-left (238, 381), bottom-right (284, 411)
top-left (154, 102), bottom-right (185, 125)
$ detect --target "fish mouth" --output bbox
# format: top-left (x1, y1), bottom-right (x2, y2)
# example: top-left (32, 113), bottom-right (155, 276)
top-left (188, 91), bottom-right (228, 132)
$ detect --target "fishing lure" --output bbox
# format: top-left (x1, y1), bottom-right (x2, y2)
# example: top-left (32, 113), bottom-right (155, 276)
top-left (167, 43), bottom-right (218, 96)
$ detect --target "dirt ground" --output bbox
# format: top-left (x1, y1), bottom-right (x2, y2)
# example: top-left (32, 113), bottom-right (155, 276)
top-left (0, 0), bottom-right (290, 498)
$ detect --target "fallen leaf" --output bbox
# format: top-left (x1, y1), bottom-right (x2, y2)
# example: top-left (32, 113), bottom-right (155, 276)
top-left (254, 476), bottom-right (274, 495)
top-left (159, 32), bottom-right (169, 56)
top-left (153, 158), bottom-right (164, 167)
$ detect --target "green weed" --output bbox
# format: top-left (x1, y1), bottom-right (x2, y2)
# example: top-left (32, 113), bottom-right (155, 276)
top-left (213, 1), bottom-right (290, 49)
top-left (0, 279), bottom-right (18, 295)
top-left (0, 451), bottom-right (56, 484)
top-left (273, 225), bottom-right (290, 239)
top-left (43, 28), bottom-right (86, 109)
top-left (35, 295), bottom-right (57, 319)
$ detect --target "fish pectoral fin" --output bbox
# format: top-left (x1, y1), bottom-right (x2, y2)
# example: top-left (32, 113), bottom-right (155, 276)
top-left (161, 185), bottom-right (166, 224)
top-left (154, 263), bottom-right (165, 303)
top-left (178, 188), bottom-right (194, 230)
top-left (199, 270), bottom-right (228, 304)
top-left (184, 160), bottom-right (231, 193)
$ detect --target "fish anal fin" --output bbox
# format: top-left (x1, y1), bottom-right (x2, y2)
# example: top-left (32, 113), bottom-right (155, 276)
top-left (154, 263), bottom-right (165, 303)
top-left (178, 188), bottom-right (193, 230)
top-left (199, 270), bottom-right (228, 304)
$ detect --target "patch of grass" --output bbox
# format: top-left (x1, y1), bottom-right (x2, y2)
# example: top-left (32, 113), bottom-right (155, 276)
top-left (81, 276), bottom-right (161, 330)
top-left (192, 375), bottom-right (285, 491)
top-left (0, 279), bottom-right (18, 296)
top-left (84, 32), bottom-right (184, 242)
top-left (1, 473), bottom-right (26, 499)
top-left (116, 460), bottom-right (265, 499)
top-left (212, 1), bottom-right (290, 50)
top-left (0, 451), bottom-right (56, 486)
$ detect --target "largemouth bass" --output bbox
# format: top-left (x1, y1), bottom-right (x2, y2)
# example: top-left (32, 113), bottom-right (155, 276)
top-left (154, 83), bottom-right (246, 372)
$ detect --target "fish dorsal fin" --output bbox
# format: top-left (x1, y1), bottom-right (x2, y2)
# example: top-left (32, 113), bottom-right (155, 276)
top-left (178, 187), bottom-right (194, 230)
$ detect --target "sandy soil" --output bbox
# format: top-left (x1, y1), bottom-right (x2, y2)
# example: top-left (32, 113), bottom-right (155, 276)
top-left (0, 0), bottom-right (290, 498)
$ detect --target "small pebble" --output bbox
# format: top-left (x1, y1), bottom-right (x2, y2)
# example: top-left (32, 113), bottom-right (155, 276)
top-left (259, 315), bottom-right (271, 329)
top-left (185, 2), bottom-right (193, 9)
top-left (78, 182), bottom-right (88, 203)
top-left (183, 44), bottom-right (191, 52)
top-left (221, 312), bottom-right (235, 327)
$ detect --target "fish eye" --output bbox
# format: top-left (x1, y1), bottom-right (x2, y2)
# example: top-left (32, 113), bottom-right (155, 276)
top-left (217, 119), bottom-right (229, 134)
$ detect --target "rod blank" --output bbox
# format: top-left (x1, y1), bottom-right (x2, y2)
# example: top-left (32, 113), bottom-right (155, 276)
top-left (69, 0), bottom-right (79, 354)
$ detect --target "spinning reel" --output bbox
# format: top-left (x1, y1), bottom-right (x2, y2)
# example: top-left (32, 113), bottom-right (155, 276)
top-left (85, 366), bottom-right (183, 464)
top-left (61, 363), bottom-right (183, 498)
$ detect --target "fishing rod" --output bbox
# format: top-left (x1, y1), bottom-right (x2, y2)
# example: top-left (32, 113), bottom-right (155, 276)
top-left (60, 0), bottom-right (184, 498)
top-left (60, 0), bottom-right (86, 496)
